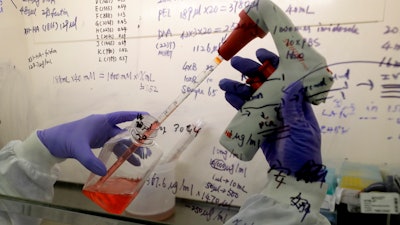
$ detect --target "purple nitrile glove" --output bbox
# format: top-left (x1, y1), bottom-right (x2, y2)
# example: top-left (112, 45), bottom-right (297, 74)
top-left (219, 48), bottom-right (325, 182)
top-left (263, 81), bottom-right (326, 182)
top-left (37, 111), bottom-right (148, 176)
top-left (112, 139), bottom-right (152, 166)
top-left (219, 48), bottom-right (279, 110)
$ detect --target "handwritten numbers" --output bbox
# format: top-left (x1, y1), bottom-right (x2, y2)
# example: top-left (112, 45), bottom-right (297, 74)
top-left (381, 41), bottom-right (400, 51)
top-left (383, 25), bottom-right (399, 35)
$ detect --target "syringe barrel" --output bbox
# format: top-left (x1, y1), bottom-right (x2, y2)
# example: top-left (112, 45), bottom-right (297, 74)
top-left (218, 10), bottom-right (267, 60)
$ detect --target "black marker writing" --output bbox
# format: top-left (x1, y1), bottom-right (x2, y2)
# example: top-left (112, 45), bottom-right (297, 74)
top-left (290, 192), bottom-right (311, 222)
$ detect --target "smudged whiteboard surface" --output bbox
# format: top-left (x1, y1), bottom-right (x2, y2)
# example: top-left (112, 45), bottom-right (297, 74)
top-left (0, 0), bottom-right (398, 211)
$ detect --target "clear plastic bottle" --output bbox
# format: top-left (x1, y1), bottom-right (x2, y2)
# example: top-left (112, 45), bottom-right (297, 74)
top-left (82, 114), bottom-right (163, 214)
top-left (125, 119), bottom-right (205, 221)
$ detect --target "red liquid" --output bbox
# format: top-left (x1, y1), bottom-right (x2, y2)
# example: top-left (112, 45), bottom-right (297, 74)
top-left (82, 177), bottom-right (142, 214)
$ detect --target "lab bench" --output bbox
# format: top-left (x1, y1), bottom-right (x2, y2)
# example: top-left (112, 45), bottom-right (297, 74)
top-left (0, 181), bottom-right (339, 225)
top-left (0, 181), bottom-right (240, 225)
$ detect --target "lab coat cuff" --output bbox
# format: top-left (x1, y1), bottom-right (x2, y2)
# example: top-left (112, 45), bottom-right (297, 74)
top-left (14, 131), bottom-right (64, 172)
top-left (261, 170), bottom-right (328, 213)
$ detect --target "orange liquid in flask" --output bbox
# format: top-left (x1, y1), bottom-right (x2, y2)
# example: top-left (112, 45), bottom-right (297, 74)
top-left (82, 177), bottom-right (142, 214)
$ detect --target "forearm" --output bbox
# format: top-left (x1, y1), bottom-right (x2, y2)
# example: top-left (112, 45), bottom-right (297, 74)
top-left (0, 131), bottom-right (62, 201)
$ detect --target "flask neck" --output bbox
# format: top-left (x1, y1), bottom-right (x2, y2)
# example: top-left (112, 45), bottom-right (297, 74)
top-left (129, 114), bottom-right (159, 146)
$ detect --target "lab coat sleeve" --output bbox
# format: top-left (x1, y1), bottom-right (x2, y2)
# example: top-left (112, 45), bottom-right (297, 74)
top-left (0, 131), bottom-right (63, 225)
top-left (224, 170), bottom-right (330, 225)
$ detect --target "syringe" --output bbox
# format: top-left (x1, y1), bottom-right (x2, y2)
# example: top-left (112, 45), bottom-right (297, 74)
top-left (95, 1), bottom-right (274, 186)
top-left (96, 55), bottom-right (224, 186)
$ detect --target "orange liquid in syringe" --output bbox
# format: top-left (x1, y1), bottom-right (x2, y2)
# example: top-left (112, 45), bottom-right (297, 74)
top-left (82, 177), bottom-right (142, 214)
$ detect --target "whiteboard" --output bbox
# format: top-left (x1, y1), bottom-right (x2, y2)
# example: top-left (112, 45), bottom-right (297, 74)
top-left (1, 0), bottom-right (399, 211)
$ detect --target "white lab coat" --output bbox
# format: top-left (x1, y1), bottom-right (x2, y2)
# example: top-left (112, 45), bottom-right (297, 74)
top-left (0, 132), bottom-right (330, 225)
top-left (0, 132), bottom-right (61, 225)
top-left (224, 171), bottom-right (330, 225)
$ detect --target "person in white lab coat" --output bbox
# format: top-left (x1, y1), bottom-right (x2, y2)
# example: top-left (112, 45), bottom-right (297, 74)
top-left (219, 48), bottom-right (330, 225)
top-left (0, 49), bottom-right (330, 225)
top-left (0, 111), bottom-right (147, 225)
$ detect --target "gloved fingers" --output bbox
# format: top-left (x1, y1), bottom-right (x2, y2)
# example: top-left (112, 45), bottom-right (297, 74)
top-left (106, 111), bottom-right (149, 126)
top-left (255, 48), bottom-right (279, 68)
top-left (74, 145), bottom-right (107, 176)
top-left (219, 78), bottom-right (253, 110)
top-left (231, 56), bottom-right (263, 78)
top-left (231, 50), bottom-right (278, 92)
top-left (219, 78), bottom-right (252, 96)
top-left (224, 92), bottom-right (246, 110)
top-left (113, 139), bottom-right (141, 166)
top-left (105, 111), bottom-right (150, 138)
top-left (107, 126), bottom-right (128, 141)
top-left (134, 147), bottom-right (152, 159)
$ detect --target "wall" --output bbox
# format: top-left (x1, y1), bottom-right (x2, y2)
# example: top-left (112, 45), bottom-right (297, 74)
top-left (0, 0), bottom-right (399, 211)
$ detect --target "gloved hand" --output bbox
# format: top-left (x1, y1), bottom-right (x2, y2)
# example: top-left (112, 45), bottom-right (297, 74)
top-left (264, 81), bottom-right (325, 182)
top-left (112, 139), bottom-right (152, 166)
top-left (219, 48), bottom-right (279, 110)
top-left (219, 48), bottom-right (326, 182)
top-left (37, 111), bottom-right (148, 176)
